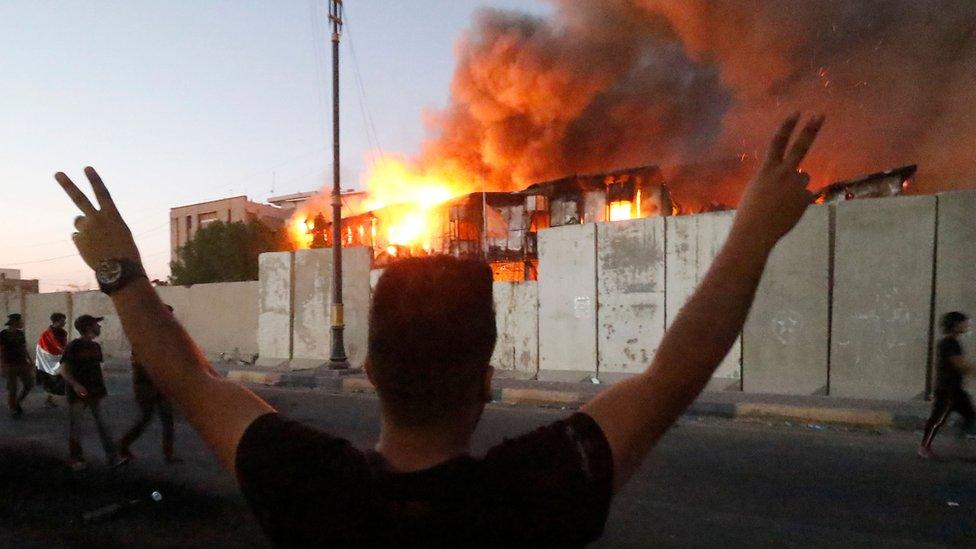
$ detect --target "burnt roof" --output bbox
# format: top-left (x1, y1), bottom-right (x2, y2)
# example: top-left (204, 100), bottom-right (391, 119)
top-left (516, 164), bottom-right (661, 197)
top-left (815, 165), bottom-right (917, 196)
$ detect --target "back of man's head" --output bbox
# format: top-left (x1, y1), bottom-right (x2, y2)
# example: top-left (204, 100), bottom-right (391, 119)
top-left (368, 256), bottom-right (496, 427)
top-left (942, 311), bottom-right (969, 334)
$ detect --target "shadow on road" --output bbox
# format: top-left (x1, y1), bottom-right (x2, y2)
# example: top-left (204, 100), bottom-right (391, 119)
top-left (0, 448), bottom-right (267, 548)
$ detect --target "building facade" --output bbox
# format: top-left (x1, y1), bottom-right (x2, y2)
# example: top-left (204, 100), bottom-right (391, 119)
top-left (169, 196), bottom-right (291, 263)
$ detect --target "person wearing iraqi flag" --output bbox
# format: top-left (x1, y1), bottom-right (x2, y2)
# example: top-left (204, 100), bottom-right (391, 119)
top-left (35, 312), bottom-right (68, 407)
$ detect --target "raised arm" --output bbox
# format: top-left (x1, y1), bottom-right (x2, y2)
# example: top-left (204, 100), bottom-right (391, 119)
top-left (55, 167), bottom-right (273, 474)
top-left (582, 114), bottom-right (825, 490)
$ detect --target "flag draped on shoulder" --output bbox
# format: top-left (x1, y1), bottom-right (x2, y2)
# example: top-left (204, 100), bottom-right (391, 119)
top-left (36, 328), bottom-right (65, 375)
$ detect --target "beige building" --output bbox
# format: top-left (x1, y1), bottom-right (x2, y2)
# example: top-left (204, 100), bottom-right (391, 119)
top-left (170, 196), bottom-right (291, 263)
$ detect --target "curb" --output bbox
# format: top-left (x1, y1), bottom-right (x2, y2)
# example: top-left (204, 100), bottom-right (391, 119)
top-left (227, 371), bottom-right (927, 432)
top-left (734, 403), bottom-right (894, 428)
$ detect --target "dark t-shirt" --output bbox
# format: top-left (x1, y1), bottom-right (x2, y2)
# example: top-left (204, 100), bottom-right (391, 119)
top-left (61, 339), bottom-right (107, 402)
top-left (0, 328), bottom-right (29, 367)
top-left (236, 412), bottom-right (614, 547)
top-left (937, 336), bottom-right (964, 391)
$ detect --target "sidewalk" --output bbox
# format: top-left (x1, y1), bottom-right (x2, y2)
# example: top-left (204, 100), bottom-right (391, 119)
top-left (206, 362), bottom-right (933, 433)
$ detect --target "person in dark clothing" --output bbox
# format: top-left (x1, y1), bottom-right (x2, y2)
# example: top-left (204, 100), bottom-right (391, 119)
top-left (119, 305), bottom-right (180, 463)
top-left (54, 114), bottom-right (823, 546)
top-left (35, 312), bottom-right (68, 407)
top-left (1, 313), bottom-right (34, 418)
top-left (919, 311), bottom-right (975, 459)
top-left (60, 314), bottom-right (125, 470)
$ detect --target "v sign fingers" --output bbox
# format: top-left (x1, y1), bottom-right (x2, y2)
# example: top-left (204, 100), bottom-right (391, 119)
top-left (55, 172), bottom-right (98, 217)
top-left (85, 166), bottom-right (121, 217)
top-left (764, 112), bottom-right (800, 167)
top-left (734, 114), bottom-right (825, 248)
top-left (783, 115), bottom-right (825, 170)
top-left (54, 168), bottom-right (142, 271)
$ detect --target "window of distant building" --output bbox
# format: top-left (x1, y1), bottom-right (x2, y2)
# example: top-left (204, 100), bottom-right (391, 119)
top-left (198, 211), bottom-right (218, 227)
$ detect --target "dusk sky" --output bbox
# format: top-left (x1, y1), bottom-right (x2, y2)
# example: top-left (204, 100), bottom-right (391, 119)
top-left (0, 1), bottom-right (549, 291)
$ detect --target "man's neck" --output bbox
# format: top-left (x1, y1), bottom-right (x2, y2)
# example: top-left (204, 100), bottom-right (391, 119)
top-left (375, 419), bottom-right (474, 473)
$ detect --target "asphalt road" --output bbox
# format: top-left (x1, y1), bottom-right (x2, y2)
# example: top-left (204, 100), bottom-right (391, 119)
top-left (1, 375), bottom-right (975, 547)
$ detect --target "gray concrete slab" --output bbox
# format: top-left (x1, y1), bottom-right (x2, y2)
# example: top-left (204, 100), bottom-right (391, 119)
top-left (596, 217), bottom-right (666, 376)
top-left (291, 247), bottom-right (371, 369)
top-left (830, 196), bottom-right (936, 400)
top-left (934, 190), bottom-right (976, 393)
top-left (490, 281), bottom-right (539, 377)
top-left (183, 281), bottom-right (259, 360)
top-left (257, 251), bottom-right (293, 368)
top-left (743, 205), bottom-right (831, 395)
top-left (666, 210), bottom-right (742, 390)
top-left (538, 223), bottom-right (598, 378)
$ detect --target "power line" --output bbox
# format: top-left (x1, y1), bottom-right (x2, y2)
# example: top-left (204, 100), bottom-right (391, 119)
top-left (1, 221), bottom-right (170, 267)
top-left (344, 10), bottom-right (385, 164)
top-left (4, 253), bottom-right (79, 267)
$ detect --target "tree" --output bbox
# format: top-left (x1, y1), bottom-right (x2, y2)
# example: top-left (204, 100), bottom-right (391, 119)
top-left (170, 220), bottom-right (282, 285)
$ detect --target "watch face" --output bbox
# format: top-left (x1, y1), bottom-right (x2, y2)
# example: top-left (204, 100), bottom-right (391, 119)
top-left (96, 260), bottom-right (123, 285)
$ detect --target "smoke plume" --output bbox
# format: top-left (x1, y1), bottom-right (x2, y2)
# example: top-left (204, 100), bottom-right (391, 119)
top-left (416, 0), bottom-right (976, 204)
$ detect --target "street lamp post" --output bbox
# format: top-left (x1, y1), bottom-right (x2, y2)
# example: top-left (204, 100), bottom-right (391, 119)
top-left (328, 0), bottom-right (348, 368)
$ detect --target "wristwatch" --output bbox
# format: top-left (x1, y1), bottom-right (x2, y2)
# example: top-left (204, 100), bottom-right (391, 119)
top-left (95, 258), bottom-right (147, 295)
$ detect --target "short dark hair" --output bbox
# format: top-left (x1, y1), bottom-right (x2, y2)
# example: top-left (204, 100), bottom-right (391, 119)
top-left (50, 313), bottom-right (66, 323)
top-left (368, 256), bottom-right (496, 426)
top-left (942, 311), bottom-right (969, 334)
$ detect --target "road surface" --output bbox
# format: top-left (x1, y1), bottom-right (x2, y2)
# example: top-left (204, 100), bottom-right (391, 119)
top-left (1, 376), bottom-right (974, 547)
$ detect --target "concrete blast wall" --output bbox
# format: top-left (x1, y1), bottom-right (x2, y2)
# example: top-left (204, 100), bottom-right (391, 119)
top-left (9, 282), bottom-right (260, 366)
top-left (666, 211), bottom-right (742, 390)
top-left (596, 217), bottom-right (666, 378)
top-left (491, 281), bottom-right (539, 377)
top-left (180, 281), bottom-right (258, 359)
top-left (291, 247), bottom-right (371, 369)
top-left (257, 252), bottom-right (293, 368)
top-left (830, 196), bottom-right (936, 401)
top-left (743, 206), bottom-right (831, 395)
top-left (933, 190), bottom-right (976, 392)
top-left (538, 224), bottom-right (598, 381)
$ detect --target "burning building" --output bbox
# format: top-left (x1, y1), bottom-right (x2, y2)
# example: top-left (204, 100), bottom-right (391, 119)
top-left (291, 164), bottom-right (673, 280)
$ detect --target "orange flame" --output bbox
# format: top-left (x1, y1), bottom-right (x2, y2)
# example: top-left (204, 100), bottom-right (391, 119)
top-left (608, 200), bottom-right (634, 221)
top-left (286, 156), bottom-right (478, 253)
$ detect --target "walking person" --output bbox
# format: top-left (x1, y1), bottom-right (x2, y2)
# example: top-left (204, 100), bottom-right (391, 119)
top-left (60, 314), bottom-right (126, 470)
top-left (119, 305), bottom-right (181, 463)
top-left (35, 312), bottom-right (68, 407)
top-left (1, 313), bottom-right (34, 418)
top-left (918, 311), bottom-right (976, 459)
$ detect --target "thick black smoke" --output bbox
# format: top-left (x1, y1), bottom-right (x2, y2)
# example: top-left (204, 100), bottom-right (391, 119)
top-left (418, 0), bottom-right (976, 204)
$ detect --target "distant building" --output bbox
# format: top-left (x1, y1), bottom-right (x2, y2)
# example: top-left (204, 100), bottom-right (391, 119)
top-left (267, 191), bottom-right (318, 210)
top-left (268, 189), bottom-right (369, 217)
top-left (0, 271), bottom-right (39, 315)
top-left (169, 196), bottom-right (291, 263)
